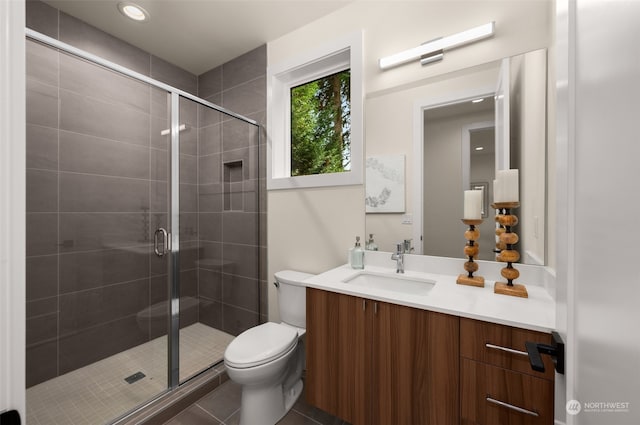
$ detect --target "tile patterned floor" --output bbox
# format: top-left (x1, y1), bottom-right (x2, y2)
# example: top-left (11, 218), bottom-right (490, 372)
top-left (163, 379), bottom-right (349, 425)
top-left (26, 323), bottom-right (234, 425)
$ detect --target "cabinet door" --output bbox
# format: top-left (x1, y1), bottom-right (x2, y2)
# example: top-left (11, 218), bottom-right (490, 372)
top-left (372, 302), bottom-right (460, 425)
top-left (306, 288), bottom-right (370, 424)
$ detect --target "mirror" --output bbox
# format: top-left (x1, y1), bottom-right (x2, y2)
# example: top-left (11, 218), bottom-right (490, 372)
top-left (365, 49), bottom-right (547, 265)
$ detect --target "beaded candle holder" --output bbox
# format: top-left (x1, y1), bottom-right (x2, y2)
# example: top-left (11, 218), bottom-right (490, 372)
top-left (492, 202), bottom-right (528, 298)
top-left (456, 218), bottom-right (485, 287)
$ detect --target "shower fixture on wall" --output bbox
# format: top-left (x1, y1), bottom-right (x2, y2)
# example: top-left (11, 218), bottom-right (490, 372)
top-left (160, 123), bottom-right (188, 136)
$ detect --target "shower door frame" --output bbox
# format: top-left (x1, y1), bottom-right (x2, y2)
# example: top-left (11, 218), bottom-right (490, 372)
top-left (25, 28), bottom-right (259, 393)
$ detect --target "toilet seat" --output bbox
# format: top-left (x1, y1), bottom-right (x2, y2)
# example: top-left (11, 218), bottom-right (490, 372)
top-left (224, 322), bottom-right (298, 369)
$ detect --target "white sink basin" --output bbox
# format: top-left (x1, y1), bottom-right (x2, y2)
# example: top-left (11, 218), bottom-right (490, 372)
top-left (342, 271), bottom-right (435, 295)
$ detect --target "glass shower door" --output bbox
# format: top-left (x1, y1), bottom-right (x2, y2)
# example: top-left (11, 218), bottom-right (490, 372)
top-left (175, 96), bottom-right (261, 384)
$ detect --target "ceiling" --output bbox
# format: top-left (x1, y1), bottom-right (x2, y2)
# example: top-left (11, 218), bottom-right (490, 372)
top-left (423, 96), bottom-right (496, 153)
top-left (43, 0), bottom-right (353, 75)
top-left (423, 96), bottom-right (495, 122)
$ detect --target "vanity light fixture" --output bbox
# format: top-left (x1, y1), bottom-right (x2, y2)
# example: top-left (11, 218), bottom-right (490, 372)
top-left (379, 22), bottom-right (495, 70)
top-left (118, 2), bottom-right (149, 22)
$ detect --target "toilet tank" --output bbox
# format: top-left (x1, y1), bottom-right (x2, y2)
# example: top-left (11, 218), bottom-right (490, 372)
top-left (275, 270), bottom-right (313, 329)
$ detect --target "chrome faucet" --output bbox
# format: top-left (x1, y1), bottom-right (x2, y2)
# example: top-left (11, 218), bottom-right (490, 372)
top-left (403, 239), bottom-right (414, 254)
top-left (391, 242), bottom-right (405, 274)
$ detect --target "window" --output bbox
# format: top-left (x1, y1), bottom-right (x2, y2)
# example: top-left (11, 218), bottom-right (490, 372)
top-left (290, 69), bottom-right (351, 177)
top-left (267, 32), bottom-right (363, 190)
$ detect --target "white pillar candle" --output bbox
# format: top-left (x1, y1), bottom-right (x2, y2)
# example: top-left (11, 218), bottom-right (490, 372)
top-left (464, 190), bottom-right (482, 219)
top-left (493, 178), bottom-right (503, 203)
top-left (497, 169), bottom-right (519, 202)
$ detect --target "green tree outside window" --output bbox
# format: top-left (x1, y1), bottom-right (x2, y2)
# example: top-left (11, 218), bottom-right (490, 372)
top-left (290, 69), bottom-right (351, 176)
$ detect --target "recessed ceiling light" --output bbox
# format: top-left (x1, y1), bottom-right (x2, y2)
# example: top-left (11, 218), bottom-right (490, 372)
top-left (471, 98), bottom-right (484, 103)
top-left (475, 146), bottom-right (484, 151)
top-left (118, 2), bottom-right (149, 22)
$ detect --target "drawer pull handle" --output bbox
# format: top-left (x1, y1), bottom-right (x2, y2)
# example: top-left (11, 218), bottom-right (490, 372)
top-left (486, 397), bottom-right (539, 417)
top-left (485, 343), bottom-right (528, 357)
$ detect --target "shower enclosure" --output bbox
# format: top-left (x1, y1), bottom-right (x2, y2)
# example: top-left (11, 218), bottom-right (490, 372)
top-left (25, 28), bottom-right (261, 424)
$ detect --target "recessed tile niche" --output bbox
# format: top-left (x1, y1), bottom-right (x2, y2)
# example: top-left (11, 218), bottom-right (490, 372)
top-left (224, 160), bottom-right (244, 211)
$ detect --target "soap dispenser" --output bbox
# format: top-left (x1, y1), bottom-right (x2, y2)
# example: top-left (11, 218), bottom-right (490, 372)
top-left (349, 236), bottom-right (365, 269)
top-left (365, 233), bottom-right (378, 251)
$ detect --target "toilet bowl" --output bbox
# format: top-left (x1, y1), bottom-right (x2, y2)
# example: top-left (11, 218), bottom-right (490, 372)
top-left (224, 270), bottom-right (312, 425)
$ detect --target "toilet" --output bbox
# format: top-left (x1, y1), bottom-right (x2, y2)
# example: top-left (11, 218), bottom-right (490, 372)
top-left (224, 270), bottom-right (312, 425)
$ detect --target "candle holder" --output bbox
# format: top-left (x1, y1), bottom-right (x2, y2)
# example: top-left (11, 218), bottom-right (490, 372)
top-left (491, 202), bottom-right (528, 298)
top-left (456, 219), bottom-right (485, 287)
top-left (494, 214), bottom-right (506, 254)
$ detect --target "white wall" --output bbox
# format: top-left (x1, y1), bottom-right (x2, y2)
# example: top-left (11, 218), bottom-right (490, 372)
top-left (267, 0), bottom-right (551, 320)
top-left (0, 0), bottom-right (26, 419)
top-left (511, 49), bottom-right (547, 265)
top-left (556, 0), bottom-right (640, 424)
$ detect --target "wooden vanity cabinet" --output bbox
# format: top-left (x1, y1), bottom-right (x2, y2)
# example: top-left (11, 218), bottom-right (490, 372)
top-left (460, 318), bottom-right (555, 425)
top-left (306, 287), bottom-right (460, 425)
top-left (306, 288), bottom-right (555, 425)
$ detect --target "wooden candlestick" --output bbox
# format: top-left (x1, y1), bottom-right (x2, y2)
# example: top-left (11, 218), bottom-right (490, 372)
top-left (457, 218), bottom-right (485, 287)
top-left (491, 202), bottom-right (528, 298)
top-left (494, 215), bottom-right (506, 254)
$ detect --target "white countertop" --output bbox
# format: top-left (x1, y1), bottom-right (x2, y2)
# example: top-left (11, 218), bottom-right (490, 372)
top-left (303, 252), bottom-right (556, 333)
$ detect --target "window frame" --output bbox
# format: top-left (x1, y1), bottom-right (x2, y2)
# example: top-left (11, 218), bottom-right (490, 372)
top-left (267, 31), bottom-right (363, 190)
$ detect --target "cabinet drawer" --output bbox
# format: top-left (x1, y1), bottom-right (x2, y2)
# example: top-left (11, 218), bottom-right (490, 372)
top-left (461, 358), bottom-right (554, 425)
top-left (460, 318), bottom-right (555, 380)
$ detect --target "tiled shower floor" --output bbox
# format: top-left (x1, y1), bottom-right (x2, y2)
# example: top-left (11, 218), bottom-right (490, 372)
top-left (26, 323), bottom-right (235, 425)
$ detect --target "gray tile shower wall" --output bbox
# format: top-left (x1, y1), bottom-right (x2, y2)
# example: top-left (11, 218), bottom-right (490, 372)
top-left (197, 45), bottom-right (267, 334)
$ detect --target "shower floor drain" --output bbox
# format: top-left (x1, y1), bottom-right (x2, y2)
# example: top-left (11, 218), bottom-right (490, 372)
top-left (124, 371), bottom-right (146, 384)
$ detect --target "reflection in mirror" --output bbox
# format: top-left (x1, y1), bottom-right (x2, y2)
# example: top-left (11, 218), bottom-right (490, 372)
top-left (420, 49), bottom-right (547, 265)
top-left (423, 98), bottom-right (496, 261)
top-left (365, 49), bottom-right (547, 266)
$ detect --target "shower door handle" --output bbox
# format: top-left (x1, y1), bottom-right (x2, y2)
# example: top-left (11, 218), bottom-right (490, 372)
top-left (154, 228), bottom-right (169, 257)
